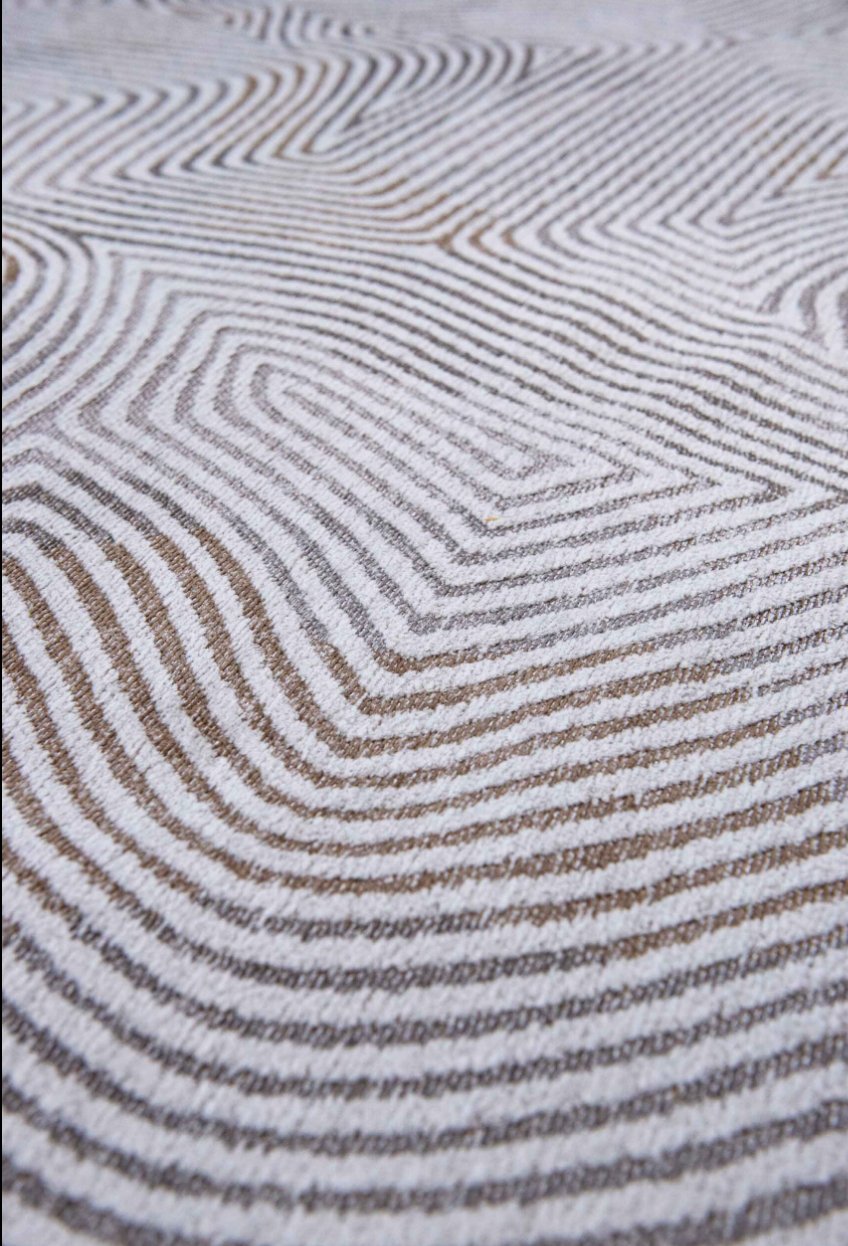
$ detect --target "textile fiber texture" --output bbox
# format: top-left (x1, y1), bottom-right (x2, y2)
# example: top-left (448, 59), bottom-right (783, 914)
top-left (2, 1), bottom-right (848, 1243)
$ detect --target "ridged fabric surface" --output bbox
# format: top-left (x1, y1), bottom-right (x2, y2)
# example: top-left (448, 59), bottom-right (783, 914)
top-left (3, 1), bottom-right (848, 1244)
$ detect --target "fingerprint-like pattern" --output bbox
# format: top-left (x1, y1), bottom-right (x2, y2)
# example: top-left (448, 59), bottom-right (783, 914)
top-left (2, 1), bottom-right (847, 1243)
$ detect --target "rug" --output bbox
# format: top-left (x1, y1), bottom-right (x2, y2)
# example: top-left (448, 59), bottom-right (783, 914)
top-left (3, 1), bottom-right (847, 1243)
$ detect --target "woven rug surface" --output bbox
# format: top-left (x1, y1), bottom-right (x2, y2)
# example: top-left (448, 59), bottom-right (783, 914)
top-left (3, 1), bottom-right (848, 1243)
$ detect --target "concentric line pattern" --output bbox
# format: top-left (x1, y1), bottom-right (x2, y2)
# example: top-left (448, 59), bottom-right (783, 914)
top-left (2, 0), bottom-right (848, 1243)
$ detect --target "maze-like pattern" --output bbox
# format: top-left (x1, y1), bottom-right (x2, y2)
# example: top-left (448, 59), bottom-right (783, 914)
top-left (3, 1), bottom-right (848, 1243)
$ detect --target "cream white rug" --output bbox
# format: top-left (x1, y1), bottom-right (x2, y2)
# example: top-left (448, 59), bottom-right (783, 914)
top-left (3, 1), bottom-right (848, 1243)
